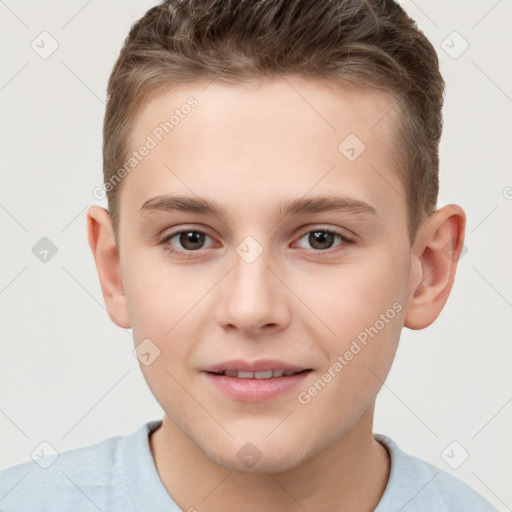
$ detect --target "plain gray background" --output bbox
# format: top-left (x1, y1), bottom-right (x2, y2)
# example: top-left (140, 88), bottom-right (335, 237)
top-left (1, 1), bottom-right (511, 509)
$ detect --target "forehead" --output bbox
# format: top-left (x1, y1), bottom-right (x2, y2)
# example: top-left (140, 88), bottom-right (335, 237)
top-left (121, 77), bottom-right (405, 227)
top-left (132, 77), bottom-right (398, 151)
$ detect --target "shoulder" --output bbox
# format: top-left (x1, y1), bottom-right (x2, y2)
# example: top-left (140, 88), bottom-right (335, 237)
top-left (374, 434), bottom-right (500, 512)
top-left (0, 427), bottom-right (138, 512)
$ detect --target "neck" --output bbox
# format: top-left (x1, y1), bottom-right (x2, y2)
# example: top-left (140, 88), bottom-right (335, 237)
top-left (150, 405), bottom-right (389, 512)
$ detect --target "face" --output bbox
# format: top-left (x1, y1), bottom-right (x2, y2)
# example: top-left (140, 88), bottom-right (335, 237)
top-left (117, 77), bottom-right (414, 472)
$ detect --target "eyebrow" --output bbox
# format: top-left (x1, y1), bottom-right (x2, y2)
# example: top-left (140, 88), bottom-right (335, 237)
top-left (140, 194), bottom-right (379, 220)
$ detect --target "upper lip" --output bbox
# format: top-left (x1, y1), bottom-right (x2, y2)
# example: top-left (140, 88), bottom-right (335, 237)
top-left (202, 359), bottom-right (311, 373)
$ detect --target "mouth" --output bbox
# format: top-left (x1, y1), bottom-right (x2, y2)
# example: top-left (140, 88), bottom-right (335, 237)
top-left (206, 369), bottom-right (311, 379)
top-left (201, 360), bottom-right (313, 402)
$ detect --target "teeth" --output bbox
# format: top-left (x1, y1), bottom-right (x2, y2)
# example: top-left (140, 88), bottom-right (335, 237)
top-left (221, 370), bottom-right (299, 379)
top-left (254, 370), bottom-right (273, 379)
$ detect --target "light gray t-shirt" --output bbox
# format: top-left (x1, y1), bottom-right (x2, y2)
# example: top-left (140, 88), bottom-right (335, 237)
top-left (0, 419), bottom-right (499, 511)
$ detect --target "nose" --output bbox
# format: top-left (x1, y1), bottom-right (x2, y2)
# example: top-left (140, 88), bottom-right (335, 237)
top-left (215, 245), bottom-right (291, 336)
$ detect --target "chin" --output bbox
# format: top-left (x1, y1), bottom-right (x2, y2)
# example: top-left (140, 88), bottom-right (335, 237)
top-left (198, 435), bottom-right (312, 475)
top-left (213, 450), bottom-right (307, 475)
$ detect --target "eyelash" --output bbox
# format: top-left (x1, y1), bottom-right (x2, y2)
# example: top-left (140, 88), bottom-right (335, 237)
top-left (158, 227), bottom-right (355, 258)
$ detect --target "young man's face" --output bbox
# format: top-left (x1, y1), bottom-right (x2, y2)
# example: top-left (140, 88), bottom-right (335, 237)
top-left (115, 77), bottom-right (417, 472)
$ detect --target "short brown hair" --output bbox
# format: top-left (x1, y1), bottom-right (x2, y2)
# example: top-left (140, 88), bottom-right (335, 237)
top-left (103, 0), bottom-right (444, 245)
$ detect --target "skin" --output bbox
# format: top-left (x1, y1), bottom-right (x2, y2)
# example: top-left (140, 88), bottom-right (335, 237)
top-left (87, 76), bottom-right (465, 511)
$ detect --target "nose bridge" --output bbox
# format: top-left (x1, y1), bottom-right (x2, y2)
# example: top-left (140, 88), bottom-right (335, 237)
top-left (231, 236), bottom-right (276, 304)
top-left (216, 235), bottom-right (289, 333)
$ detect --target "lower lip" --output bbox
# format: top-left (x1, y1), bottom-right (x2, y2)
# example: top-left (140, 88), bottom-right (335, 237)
top-left (203, 371), bottom-right (311, 402)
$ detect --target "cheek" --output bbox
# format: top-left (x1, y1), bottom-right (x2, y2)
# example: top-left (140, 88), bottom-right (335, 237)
top-left (122, 252), bottom-right (214, 390)
top-left (300, 253), bottom-right (407, 342)
top-left (122, 250), bottom-right (206, 337)
top-left (294, 251), bottom-right (408, 408)
top-left (297, 298), bottom-right (404, 425)
top-left (122, 268), bottom-right (203, 419)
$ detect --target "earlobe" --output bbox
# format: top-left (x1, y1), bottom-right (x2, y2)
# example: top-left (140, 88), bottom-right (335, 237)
top-left (404, 204), bottom-right (466, 330)
top-left (86, 205), bottom-right (131, 328)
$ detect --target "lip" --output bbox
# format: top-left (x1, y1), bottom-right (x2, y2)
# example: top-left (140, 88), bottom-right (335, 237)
top-left (202, 359), bottom-right (309, 373)
top-left (201, 359), bottom-right (312, 403)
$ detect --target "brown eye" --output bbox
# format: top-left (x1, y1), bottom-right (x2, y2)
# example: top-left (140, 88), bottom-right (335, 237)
top-left (159, 229), bottom-right (216, 257)
top-left (308, 231), bottom-right (336, 250)
top-left (176, 231), bottom-right (206, 250)
top-left (295, 229), bottom-right (353, 253)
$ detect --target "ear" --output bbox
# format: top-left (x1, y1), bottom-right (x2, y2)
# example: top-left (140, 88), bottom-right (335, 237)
top-left (404, 204), bottom-right (466, 330)
top-left (86, 205), bottom-right (131, 328)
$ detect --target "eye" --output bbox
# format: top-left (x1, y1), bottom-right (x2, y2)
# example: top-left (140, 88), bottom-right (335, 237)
top-left (294, 228), bottom-right (354, 254)
top-left (159, 229), bottom-right (216, 257)
top-left (159, 227), bottom-right (355, 258)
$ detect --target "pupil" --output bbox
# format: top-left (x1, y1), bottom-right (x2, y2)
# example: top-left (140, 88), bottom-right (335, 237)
top-left (180, 231), bottom-right (205, 250)
top-left (310, 231), bottom-right (334, 250)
